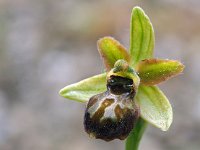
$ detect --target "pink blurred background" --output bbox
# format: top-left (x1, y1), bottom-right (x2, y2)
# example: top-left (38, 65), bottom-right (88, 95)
top-left (0, 0), bottom-right (200, 150)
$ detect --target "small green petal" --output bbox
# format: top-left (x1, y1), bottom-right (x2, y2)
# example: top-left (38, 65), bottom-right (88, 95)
top-left (59, 73), bottom-right (106, 103)
top-left (129, 7), bottom-right (155, 67)
top-left (98, 37), bottom-right (130, 71)
top-left (136, 85), bottom-right (172, 131)
top-left (136, 59), bottom-right (184, 85)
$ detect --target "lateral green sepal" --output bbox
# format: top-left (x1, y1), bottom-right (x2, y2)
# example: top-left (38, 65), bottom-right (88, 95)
top-left (59, 73), bottom-right (107, 103)
top-left (135, 85), bottom-right (173, 131)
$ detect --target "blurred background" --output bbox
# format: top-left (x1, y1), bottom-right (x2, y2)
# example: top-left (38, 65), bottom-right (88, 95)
top-left (0, 0), bottom-right (200, 150)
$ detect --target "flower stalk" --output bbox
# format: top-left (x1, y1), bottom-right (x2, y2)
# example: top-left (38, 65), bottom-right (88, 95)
top-left (126, 118), bottom-right (148, 150)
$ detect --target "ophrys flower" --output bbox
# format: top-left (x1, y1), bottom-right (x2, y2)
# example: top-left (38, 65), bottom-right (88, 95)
top-left (59, 6), bottom-right (184, 149)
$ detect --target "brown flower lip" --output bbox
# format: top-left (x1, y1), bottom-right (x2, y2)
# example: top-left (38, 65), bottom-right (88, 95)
top-left (84, 75), bottom-right (139, 141)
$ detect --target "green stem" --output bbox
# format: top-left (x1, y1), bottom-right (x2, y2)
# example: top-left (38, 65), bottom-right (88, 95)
top-left (125, 118), bottom-right (148, 150)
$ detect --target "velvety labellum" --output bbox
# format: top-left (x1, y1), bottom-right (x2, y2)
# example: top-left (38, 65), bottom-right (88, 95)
top-left (84, 76), bottom-right (139, 141)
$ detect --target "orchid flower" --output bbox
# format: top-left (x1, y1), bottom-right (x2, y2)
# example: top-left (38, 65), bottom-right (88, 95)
top-left (59, 6), bottom-right (184, 150)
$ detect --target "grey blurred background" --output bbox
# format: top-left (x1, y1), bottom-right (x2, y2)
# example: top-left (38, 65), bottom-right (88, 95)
top-left (0, 0), bottom-right (199, 150)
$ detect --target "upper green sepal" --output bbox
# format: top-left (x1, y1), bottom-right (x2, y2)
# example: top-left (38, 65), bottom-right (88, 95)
top-left (136, 85), bottom-right (172, 131)
top-left (98, 37), bottom-right (130, 71)
top-left (136, 59), bottom-right (184, 85)
top-left (59, 73), bottom-right (106, 102)
top-left (129, 7), bottom-right (155, 67)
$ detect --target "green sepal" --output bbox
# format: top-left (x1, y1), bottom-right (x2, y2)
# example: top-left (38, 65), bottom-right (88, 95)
top-left (97, 37), bottom-right (130, 71)
top-left (136, 85), bottom-right (172, 131)
top-left (136, 59), bottom-right (184, 85)
top-left (59, 73), bottom-right (106, 103)
top-left (129, 7), bottom-right (155, 67)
